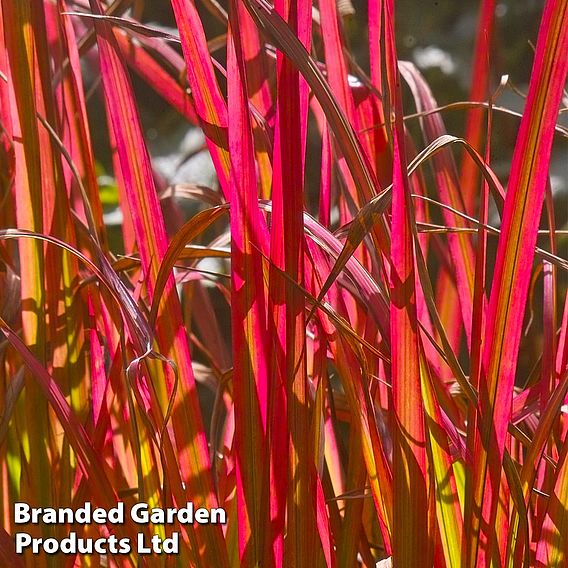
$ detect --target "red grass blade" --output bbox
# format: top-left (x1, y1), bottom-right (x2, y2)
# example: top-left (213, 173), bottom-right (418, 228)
top-left (113, 30), bottom-right (199, 125)
top-left (0, 526), bottom-right (23, 568)
top-left (400, 62), bottom-right (478, 348)
top-left (460, 0), bottom-right (496, 215)
top-left (0, 317), bottom-right (133, 537)
top-left (1, 0), bottom-right (52, 536)
top-left (227, 5), bottom-right (270, 563)
top-left (269, 0), bottom-right (314, 561)
top-left (466, 1), bottom-right (568, 564)
top-left (88, 2), bottom-right (229, 564)
top-left (170, 0), bottom-right (231, 197)
top-left (383, 2), bottom-right (430, 563)
top-left (242, 0), bottom-right (382, 207)
top-left (534, 431), bottom-right (568, 566)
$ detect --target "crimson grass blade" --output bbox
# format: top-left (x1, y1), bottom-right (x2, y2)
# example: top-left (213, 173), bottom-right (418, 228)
top-left (466, 1), bottom-right (568, 565)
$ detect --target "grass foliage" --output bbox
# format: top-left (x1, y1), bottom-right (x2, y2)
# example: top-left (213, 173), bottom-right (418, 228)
top-left (0, 0), bottom-right (567, 566)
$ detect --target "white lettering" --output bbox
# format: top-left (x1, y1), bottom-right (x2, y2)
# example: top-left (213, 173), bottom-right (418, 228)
top-left (15, 533), bottom-right (31, 553)
top-left (14, 504), bottom-right (30, 524)
top-left (137, 533), bottom-right (152, 554)
top-left (194, 508), bottom-right (209, 524)
top-left (210, 507), bottom-right (227, 524)
top-left (131, 504), bottom-right (149, 524)
top-left (43, 538), bottom-right (59, 554)
top-left (94, 538), bottom-right (107, 554)
top-left (43, 510), bottom-right (56, 523)
top-left (92, 508), bottom-right (105, 524)
top-left (75, 503), bottom-right (91, 524)
top-left (162, 532), bottom-right (179, 553)
top-left (108, 503), bottom-right (124, 524)
top-left (177, 503), bottom-right (193, 523)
